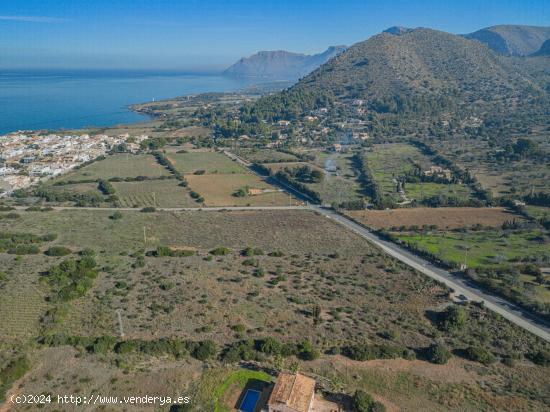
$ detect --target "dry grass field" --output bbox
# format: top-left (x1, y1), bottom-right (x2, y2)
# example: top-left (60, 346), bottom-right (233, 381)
top-left (113, 180), bottom-right (196, 208)
top-left (56, 153), bottom-right (170, 181)
top-left (1, 209), bottom-right (549, 411)
top-left (168, 151), bottom-right (247, 174)
top-left (186, 174), bottom-right (293, 206)
top-left (346, 207), bottom-right (522, 230)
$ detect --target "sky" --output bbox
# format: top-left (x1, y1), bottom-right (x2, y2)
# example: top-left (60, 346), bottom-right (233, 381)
top-left (0, 0), bottom-right (549, 71)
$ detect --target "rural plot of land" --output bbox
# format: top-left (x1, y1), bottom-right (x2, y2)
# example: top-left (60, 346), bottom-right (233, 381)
top-left (437, 139), bottom-right (550, 198)
top-left (365, 143), bottom-right (472, 204)
top-left (113, 180), bottom-right (196, 208)
top-left (394, 229), bottom-right (550, 269)
top-left (264, 156), bottom-right (363, 205)
top-left (56, 153), bottom-right (170, 181)
top-left (234, 148), bottom-right (299, 163)
top-left (186, 174), bottom-right (292, 206)
top-left (346, 207), bottom-right (522, 230)
top-left (168, 151), bottom-right (247, 174)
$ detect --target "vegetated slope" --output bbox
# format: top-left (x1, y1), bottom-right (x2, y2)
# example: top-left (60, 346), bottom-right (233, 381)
top-left (464, 25), bottom-right (550, 56)
top-left (293, 28), bottom-right (542, 115)
top-left (532, 39), bottom-right (550, 56)
top-left (223, 46), bottom-right (346, 79)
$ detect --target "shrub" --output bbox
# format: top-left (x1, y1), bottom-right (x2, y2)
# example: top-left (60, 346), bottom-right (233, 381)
top-left (259, 337), bottom-right (282, 355)
top-left (98, 179), bottom-right (116, 195)
top-left (530, 350), bottom-right (550, 366)
top-left (298, 340), bottom-right (319, 361)
top-left (110, 211), bottom-right (123, 220)
top-left (439, 305), bottom-right (467, 331)
top-left (210, 247), bottom-right (230, 256)
top-left (0, 356), bottom-right (30, 402)
top-left (353, 390), bottom-right (373, 412)
top-left (141, 207), bottom-right (156, 213)
top-left (45, 257), bottom-right (99, 302)
top-left (45, 246), bottom-right (72, 257)
top-left (192, 340), bottom-right (217, 361)
top-left (89, 336), bottom-right (117, 354)
top-left (8, 244), bottom-right (40, 255)
top-left (426, 343), bottom-right (451, 364)
top-left (465, 346), bottom-right (496, 365)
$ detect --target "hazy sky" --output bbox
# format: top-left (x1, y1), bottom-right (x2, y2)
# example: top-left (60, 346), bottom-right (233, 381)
top-left (1, 0), bottom-right (549, 71)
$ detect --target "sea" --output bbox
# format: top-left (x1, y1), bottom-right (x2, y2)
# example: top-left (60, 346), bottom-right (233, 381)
top-left (0, 70), bottom-right (257, 135)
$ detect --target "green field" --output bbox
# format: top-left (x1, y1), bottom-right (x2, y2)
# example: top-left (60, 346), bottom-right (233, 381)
top-left (365, 143), bottom-right (473, 205)
top-left (56, 154), bottom-right (171, 181)
top-left (168, 151), bottom-right (247, 174)
top-left (394, 230), bottom-right (550, 269)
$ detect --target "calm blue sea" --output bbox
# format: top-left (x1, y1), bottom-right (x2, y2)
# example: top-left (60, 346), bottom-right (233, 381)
top-left (0, 70), bottom-right (255, 134)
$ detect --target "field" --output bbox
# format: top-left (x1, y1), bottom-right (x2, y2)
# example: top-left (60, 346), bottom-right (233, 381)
top-left (263, 153), bottom-right (364, 206)
top-left (113, 180), bottom-right (196, 208)
top-left (56, 154), bottom-right (170, 181)
top-left (391, 228), bottom-right (550, 317)
top-left (186, 174), bottom-right (293, 206)
top-left (1, 208), bottom-right (549, 411)
top-left (394, 229), bottom-right (550, 269)
top-left (346, 207), bottom-right (522, 230)
top-left (168, 151), bottom-right (247, 174)
top-left (233, 148), bottom-right (299, 163)
top-left (364, 143), bottom-right (473, 205)
top-left (436, 138), bottom-right (550, 198)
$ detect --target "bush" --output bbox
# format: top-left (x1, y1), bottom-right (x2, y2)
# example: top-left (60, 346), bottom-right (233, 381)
top-left (89, 336), bottom-right (117, 354)
top-left (192, 340), bottom-right (217, 361)
top-left (0, 356), bottom-right (30, 402)
top-left (210, 247), bottom-right (230, 256)
top-left (439, 305), bottom-right (467, 331)
top-left (141, 207), bottom-right (156, 213)
top-left (426, 343), bottom-right (451, 364)
top-left (465, 346), bottom-right (496, 365)
top-left (344, 343), bottom-right (410, 361)
top-left (110, 211), bottom-right (123, 220)
top-left (45, 246), bottom-right (72, 257)
top-left (259, 337), bottom-right (283, 355)
top-left (45, 257), bottom-right (99, 302)
top-left (353, 390), bottom-right (373, 412)
top-left (8, 244), bottom-right (40, 255)
top-left (98, 179), bottom-right (116, 195)
top-left (530, 350), bottom-right (550, 366)
top-left (298, 340), bottom-right (319, 361)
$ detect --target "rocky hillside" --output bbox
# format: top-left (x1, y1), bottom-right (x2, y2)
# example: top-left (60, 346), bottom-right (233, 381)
top-left (223, 46), bottom-right (346, 80)
top-left (532, 39), bottom-right (550, 56)
top-left (463, 25), bottom-right (550, 56)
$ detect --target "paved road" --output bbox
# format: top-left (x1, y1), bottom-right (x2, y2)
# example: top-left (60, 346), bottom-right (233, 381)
top-left (312, 206), bottom-right (550, 343)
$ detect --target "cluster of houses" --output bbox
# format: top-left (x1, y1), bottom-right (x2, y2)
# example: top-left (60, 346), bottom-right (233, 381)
top-left (0, 131), bottom-right (148, 195)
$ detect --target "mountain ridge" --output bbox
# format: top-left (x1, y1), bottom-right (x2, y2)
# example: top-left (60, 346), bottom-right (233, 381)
top-left (223, 46), bottom-right (346, 80)
top-left (463, 25), bottom-right (550, 56)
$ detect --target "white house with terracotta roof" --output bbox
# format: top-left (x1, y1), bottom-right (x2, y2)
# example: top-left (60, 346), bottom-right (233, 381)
top-left (265, 373), bottom-right (340, 412)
